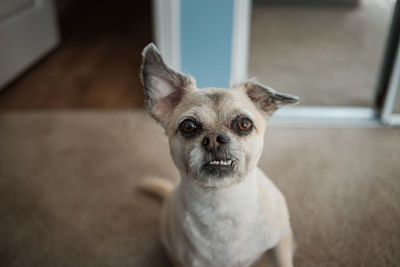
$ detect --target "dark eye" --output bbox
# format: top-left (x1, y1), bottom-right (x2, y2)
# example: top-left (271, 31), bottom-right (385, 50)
top-left (179, 119), bottom-right (200, 137)
top-left (238, 118), bottom-right (252, 131)
top-left (232, 117), bottom-right (253, 135)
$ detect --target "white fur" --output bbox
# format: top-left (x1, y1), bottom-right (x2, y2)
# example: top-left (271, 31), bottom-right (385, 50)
top-left (188, 143), bottom-right (204, 174)
top-left (160, 168), bottom-right (292, 267)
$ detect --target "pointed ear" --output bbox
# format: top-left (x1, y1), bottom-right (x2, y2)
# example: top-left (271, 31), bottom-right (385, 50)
top-left (140, 43), bottom-right (195, 124)
top-left (242, 79), bottom-right (299, 116)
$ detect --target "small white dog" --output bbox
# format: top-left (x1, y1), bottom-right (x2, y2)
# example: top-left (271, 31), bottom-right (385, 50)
top-left (140, 43), bottom-right (298, 267)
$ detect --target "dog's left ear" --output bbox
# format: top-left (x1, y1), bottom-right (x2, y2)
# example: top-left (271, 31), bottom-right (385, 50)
top-left (140, 43), bottom-right (195, 124)
top-left (242, 80), bottom-right (299, 116)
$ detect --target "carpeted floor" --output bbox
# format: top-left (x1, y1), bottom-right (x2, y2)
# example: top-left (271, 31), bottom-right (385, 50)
top-left (0, 111), bottom-right (399, 266)
top-left (250, 0), bottom-right (394, 106)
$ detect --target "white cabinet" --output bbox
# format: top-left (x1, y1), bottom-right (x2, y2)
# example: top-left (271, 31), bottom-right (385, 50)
top-left (0, 0), bottom-right (60, 89)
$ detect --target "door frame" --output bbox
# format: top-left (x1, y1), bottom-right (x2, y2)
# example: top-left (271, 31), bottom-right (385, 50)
top-left (375, 0), bottom-right (400, 126)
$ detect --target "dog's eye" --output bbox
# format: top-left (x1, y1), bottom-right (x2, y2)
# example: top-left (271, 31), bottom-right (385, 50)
top-left (238, 118), bottom-right (252, 131)
top-left (179, 119), bottom-right (200, 137)
top-left (232, 117), bottom-right (253, 135)
top-left (181, 120), bottom-right (196, 133)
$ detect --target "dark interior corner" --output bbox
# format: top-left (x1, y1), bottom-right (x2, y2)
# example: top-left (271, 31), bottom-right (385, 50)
top-left (0, 0), bottom-right (152, 110)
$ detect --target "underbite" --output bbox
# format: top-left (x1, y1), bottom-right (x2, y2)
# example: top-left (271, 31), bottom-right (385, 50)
top-left (208, 160), bottom-right (232, 166)
top-left (201, 158), bottom-right (236, 176)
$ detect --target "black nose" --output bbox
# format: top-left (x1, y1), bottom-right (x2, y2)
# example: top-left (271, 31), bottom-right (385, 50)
top-left (202, 132), bottom-right (230, 152)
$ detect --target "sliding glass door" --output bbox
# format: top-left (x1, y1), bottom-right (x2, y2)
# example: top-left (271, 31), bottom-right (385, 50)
top-left (249, 0), bottom-right (399, 125)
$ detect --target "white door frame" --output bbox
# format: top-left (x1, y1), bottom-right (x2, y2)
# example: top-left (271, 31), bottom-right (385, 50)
top-left (381, 41), bottom-right (400, 126)
top-left (152, 0), bottom-right (180, 70)
top-left (230, 0), bottom-right (252, 85)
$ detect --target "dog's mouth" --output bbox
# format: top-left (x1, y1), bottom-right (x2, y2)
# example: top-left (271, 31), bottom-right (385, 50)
top-left (200, 157), bottom-right (236, 178)
top-left (202, 156), bottom-right (235, 168)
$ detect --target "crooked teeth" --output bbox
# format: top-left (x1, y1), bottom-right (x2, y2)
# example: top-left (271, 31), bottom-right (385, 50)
top-left (209, 160), bottom-right (232, 166)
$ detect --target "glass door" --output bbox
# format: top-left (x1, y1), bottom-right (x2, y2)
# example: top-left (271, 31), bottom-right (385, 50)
top-left (249, 0), bottom-right (397, 125)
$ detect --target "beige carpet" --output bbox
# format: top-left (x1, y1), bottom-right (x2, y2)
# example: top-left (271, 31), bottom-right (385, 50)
top-left (250, 0), bottom-right (394, 106)
top-left (0, 111), bottom-right (399, 267)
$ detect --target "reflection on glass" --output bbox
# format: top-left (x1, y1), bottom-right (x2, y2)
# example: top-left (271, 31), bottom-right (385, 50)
top-left (249, 0), bottom-right (395, 106)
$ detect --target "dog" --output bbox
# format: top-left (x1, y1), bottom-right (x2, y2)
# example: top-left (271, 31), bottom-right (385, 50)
top-left (140, 43), bottom-right (299, 267)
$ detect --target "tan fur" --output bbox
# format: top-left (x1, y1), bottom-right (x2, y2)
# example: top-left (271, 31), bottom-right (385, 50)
top-left (140, 43), bottom-right (299, 267)
top-left (274, 232), bottom-right (295, 267)
top-left (139, 177), bottom-right (174, 200)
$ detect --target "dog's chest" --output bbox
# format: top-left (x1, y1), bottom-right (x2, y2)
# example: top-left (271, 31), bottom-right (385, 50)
top-left (179, 188), bottom-right (279, 266)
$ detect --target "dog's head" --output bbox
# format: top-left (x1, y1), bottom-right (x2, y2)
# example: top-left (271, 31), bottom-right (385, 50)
top-left (140, 43), bottom-right (299, 188)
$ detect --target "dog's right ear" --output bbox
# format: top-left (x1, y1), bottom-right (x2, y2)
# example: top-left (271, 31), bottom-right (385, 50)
top-left (140, 43), bottom-right (195, 124)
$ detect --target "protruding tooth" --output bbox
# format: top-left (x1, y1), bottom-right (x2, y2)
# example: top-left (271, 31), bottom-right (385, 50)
top-left (209, 160), bottom-right (233, 166)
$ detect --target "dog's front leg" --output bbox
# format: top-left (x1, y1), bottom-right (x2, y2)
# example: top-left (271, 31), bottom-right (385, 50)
top-left (268, 231), bottom-right (294, 267)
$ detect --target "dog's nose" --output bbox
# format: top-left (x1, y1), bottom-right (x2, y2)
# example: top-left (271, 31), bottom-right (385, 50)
top-left (202, 132), bottom-right (230, 152)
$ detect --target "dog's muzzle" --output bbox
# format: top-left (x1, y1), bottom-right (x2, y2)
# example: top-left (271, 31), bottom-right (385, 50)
top-left (197, 132), bottom-right (237, 178)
